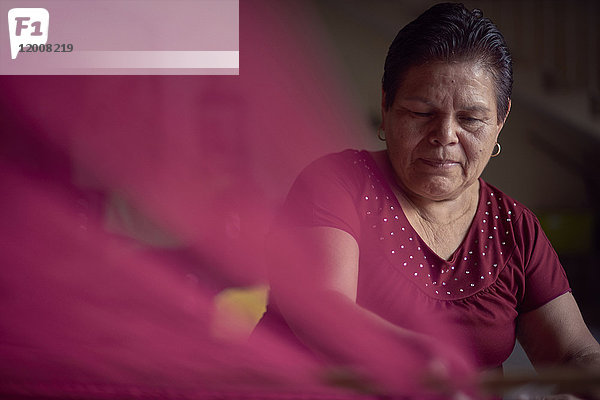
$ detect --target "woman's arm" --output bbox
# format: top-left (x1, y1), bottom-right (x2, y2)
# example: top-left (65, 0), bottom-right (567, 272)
top-left (267, 225), bottom-right (473, 394)
top-left (517, 292), bottom-right (600, 398)
top-left (517, 292), bottom-right (600, 368)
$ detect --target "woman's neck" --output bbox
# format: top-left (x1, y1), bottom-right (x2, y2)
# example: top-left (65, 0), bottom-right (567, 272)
top-left (394, 178), bottom-right (480, 227)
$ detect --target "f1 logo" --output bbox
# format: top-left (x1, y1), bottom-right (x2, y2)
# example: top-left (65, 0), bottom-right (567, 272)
top-left (8, 8), bottom-right (49, 60)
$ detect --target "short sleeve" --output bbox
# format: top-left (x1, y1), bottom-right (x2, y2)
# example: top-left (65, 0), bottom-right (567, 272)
top-left (276, 151), bottom-right (362, 241)
top-left (518, 209), bottom-right (571, 313)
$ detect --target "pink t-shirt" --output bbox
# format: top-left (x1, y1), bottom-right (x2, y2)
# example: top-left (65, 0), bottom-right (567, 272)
top-left (271, 149), bottom-right (571, 369)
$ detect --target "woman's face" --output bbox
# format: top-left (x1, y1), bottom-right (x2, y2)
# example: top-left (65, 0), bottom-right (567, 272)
top-left (382, 61), bottom-right (509, 202)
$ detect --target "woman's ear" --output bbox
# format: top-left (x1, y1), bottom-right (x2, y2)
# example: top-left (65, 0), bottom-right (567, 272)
top-left (381, 89), bottom-right (387, 127)
top-left (503, 99), bottom-right (511, 124)
top-left (496, 98), bottom-right (511, 137)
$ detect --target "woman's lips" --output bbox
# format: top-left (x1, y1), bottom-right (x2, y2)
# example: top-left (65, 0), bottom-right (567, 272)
top-left (420, 158), bottom-right (460, 168)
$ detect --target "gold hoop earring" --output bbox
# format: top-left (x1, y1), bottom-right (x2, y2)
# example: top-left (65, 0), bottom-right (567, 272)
top-left (491, 142), bottom-right (501, 157)
top-left (377, 128), bottom-right (386, 141)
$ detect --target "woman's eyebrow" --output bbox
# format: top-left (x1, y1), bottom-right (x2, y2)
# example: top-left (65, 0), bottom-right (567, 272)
top-left (402, 97), bottom-right (492, 114)
top-left (401, 96), bottom-right (435, 105)
top-left (460, 103), bottom-right (492, 113)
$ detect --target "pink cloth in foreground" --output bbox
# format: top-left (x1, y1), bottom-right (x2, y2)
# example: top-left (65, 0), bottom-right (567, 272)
top-left (259, 149), bottom-right (571, 369)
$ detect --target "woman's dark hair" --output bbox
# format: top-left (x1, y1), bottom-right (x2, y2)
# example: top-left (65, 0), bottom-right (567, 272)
top-left (382, 2), bottom-right (512, 123)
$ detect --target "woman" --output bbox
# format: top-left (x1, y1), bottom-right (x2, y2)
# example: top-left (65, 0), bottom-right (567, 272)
top-left (256, 3), bottom-right (600, 398)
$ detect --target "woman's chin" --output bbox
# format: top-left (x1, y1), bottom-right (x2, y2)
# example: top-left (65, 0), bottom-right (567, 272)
top-left (408, 177), bottom-right (470, 202)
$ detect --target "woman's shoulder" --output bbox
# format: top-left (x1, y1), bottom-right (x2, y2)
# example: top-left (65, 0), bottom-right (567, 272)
top-left (478, 180), bottom-right (533, 222)
top-left (478, 180), bottom-right (546, 247)
top-left (280, 149), bottom-right (376, 239)
top-left (306, 149), bottom-right (373, 168)
top-left (297, 149), bottom-right (378, 183)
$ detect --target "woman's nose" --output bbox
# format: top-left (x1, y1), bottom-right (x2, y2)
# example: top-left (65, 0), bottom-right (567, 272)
top-left (428, 116), bottom-right (459, 146)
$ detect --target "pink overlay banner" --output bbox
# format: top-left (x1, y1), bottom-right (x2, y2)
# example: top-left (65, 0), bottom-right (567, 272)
top-left (1, 0), bottom-right (239, 75)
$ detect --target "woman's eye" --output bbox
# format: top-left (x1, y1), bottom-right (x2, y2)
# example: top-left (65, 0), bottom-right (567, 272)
top-left (411, 111), bottom-right (432, 117)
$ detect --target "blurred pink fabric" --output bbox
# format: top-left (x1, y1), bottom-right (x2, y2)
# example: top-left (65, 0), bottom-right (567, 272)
top-left (0, 1), bottom-right (474, 398)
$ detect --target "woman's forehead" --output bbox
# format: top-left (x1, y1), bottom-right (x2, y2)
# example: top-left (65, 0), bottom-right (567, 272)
top-left (395, 62), bottom-right (497, 108)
